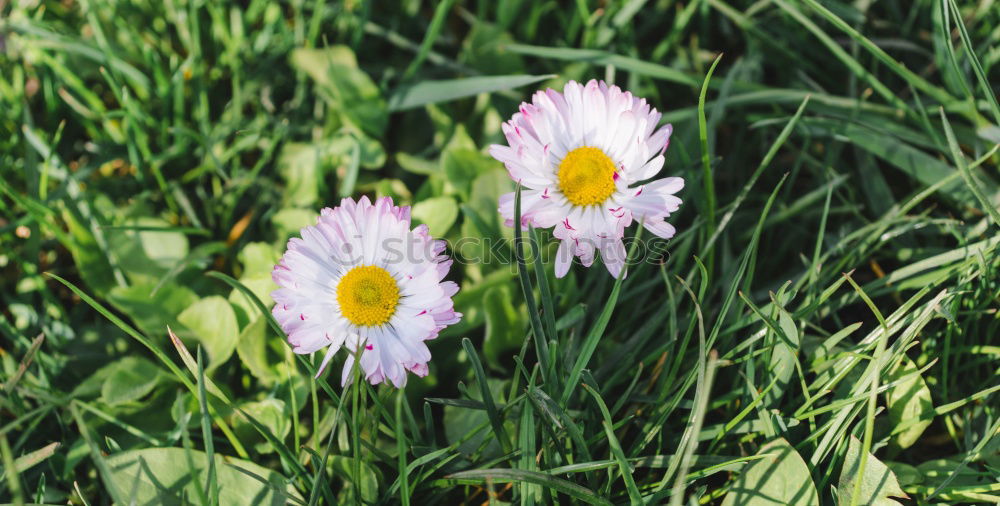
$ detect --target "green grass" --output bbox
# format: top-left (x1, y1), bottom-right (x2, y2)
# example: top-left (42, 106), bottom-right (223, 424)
top-left (1, 0), bottom-right (999, 504)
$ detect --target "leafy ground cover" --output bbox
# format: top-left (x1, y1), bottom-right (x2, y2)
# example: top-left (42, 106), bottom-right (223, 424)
top-left (1, 0), bottom-right (998, 504)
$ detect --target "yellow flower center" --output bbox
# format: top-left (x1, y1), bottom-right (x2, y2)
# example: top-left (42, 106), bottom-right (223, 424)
top-left (336, 265), bottom-right (400, 327)
top-left (557, 146), bottom-right (617, 206)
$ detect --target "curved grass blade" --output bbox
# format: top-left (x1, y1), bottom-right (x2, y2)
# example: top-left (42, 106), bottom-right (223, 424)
top-left (939, 108), bottom-right (1000, 228)
top-left (699, 53), bottom-right (724, 242)
top-left (388, 74), bottom-right (554, 111)
top-left (440, 469), bottom-right (612, 506)
top-left (946, 0), bottom-right (1000, 124)
top-left (504, 44), bottom-right (699, 88)
top-left (581, 384), bottom-right (642, 504)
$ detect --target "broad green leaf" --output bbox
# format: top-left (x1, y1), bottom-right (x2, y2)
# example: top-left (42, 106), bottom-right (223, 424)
top-left (443, 123), bottom-right (478, 152)
top-left (411, 196), bottom-right (459, 236)
top-left (885, 356), bottom-right (934, 449)
top-left (915, 457), bottom-right (999, 503)
top-left (107, 217), bottom-right (190, 277)
top-left (272, 208), bottom-right (319, 240)
top-left (916, 458), bottom-right (994, 489)
top-left (443, 403), bottom-right (494, 457)
top-left (481, 285), bottom-right (524, 369)
top-left (721, 437), bottom-right (818, 506)
top-left (354, 131), bottom-right (387, 169)
top-left (100, 357), bottom-right (165, 406)
top-left (276, 141), bottom-right (333, 208)
top-left (177, 296), bottom-right (240, 371)
top-left (228, 275), bottom-right (276, 328)
top-left (396, 152), bottom-right (440, 175)
top-left (290, 46), bottom-right (387, 137)
top-left (461, 23), bottom-right (524, 74)
top-left (462, 168), bottom-right (515, 247)
top-left (763, 304), bottom-right (801, 408)
top-left (444, 378), bottom-right (507, 457)
top-left (442, 268), bottom-right (515, 337)
top-left (105, 447), bottom-right (300, 505)
top-left (387, 74), bottom-right (551, 111)
top-left (72, 360), bottom-right (121, 399)
top-left (108, 281), bottom-right (198, 338)
top-left (469, 169), bottom-right (515, 221)
top-left (443, 148), bottom-right (498, 199)
top-left (135, 217), bottom-right (189, 268)
top-left (233, 399), bottom-right (289, 454)
top-left (235, 317), bottom-right (277, 385)
top-left (237, 242), bottom-right (280, 278)
top-left (368, 178), bottom-right (414, 201)
top-left (838, 436), bottom-right (908, 506)
top-left (61, 208), bottom-right (117, 295)
top-left (276, 135), bottom-right (385, 208)
top-left (328, 455), bottom-right (379, 503)
top-left (885, 461), bottom-right (922, 486)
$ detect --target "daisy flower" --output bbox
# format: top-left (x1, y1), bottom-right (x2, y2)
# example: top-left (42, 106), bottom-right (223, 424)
top-left (489, 79), bottom-right (683, 278)
top-left (271, 196), bottom-right (461, 387)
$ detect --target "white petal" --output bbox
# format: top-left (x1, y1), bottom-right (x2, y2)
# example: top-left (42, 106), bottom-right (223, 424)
top-left (600, 239), bottom-right (627, 279)
top-left (554, 240), bottom-right (572, 278)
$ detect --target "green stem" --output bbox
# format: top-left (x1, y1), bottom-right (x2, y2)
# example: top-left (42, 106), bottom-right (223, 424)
top-left (350, 345), bottom-right (366, 506)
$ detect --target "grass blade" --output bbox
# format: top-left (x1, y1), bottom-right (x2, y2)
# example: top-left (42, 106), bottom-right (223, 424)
top-left (939, 108), bottom-right (1000, 228)
top-left (461, 337), bottom-right (512, 454)
top-left (196, 347), bottom-right (220, 506)
top-left (668, 351), bottom-right (719, 506)
top-left (800, 0), bottom-right (956, 107)
top-left (772, 0), bottom-right (903, 109)
top-left (513, 185), bottom-right (553, 387)
top-left (396, 390), bottom-right (411, 506)
top-left (699, 53), bottom-right (724, 250)
top-left (945, 0), bottom-right (1000, 124)
top-left (440, 469), bottom-right (612, 506)
top-left (504, 44), bottom-right (700, 87)
top-left (559, 225), bottom-right (644, 406)
top-left (530, 226), bottom-right (559, 364)
top-left (400, 0), bottom-right (457, 80)
top-left (388, 74), bottom-right (554, 111)
top-left (3, 334), bottom-right (44, 394)
top-left (581, 384), bottom-right (642, 504)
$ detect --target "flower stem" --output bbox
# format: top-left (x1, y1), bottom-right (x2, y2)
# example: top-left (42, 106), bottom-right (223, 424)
top-left (350, 345), bottom-right (366, 506)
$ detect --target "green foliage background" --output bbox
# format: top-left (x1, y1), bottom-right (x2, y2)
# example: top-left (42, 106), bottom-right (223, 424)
top-left (1, 0), bottom-right (998, 504)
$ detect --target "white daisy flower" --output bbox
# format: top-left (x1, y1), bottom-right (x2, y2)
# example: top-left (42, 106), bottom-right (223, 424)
top-left (271, 196), bottom-right (461, 387)
top-left (489, 79), bottom-right (683, 278)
